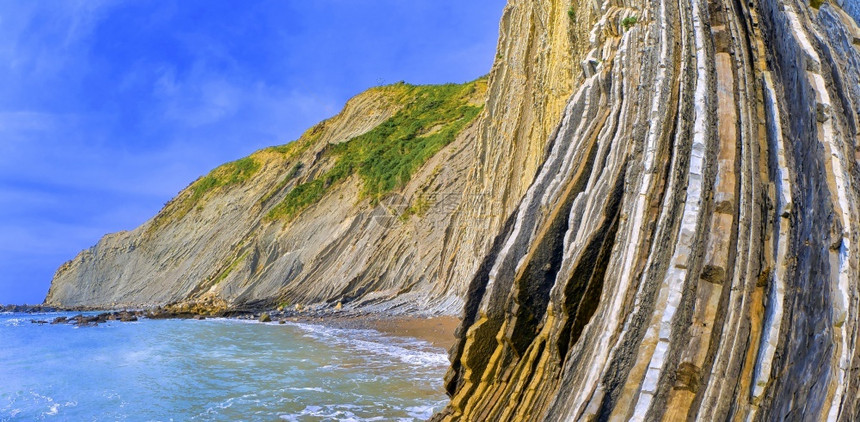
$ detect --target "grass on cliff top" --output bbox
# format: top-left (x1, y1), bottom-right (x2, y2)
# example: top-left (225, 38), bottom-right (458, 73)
top-left (266, 79), bottom-right (484, 221)
top-left (190, 157), bottom-right (260, 203)
top-left (149, 156), bottom-right (262, 231)
top-left (146, 95), bottom-right (341, 234)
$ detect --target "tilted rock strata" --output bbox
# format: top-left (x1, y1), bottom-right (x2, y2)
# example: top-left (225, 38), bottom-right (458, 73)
top-left (46, 82), bottom-right (489, 313)
top-left (438, 0), bottom-right (860, 420)
top-left (438, 0), bottom-right (599, 307)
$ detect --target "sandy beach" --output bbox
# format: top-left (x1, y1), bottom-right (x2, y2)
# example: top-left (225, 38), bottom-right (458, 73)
top-left (320, 316), bottom-right (460, 350)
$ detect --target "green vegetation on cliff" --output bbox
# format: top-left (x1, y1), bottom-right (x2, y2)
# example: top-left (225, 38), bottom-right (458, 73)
top-left (213, 251), bottom-right (250, 284)
top-left (267, 79), bottom-right (484, 221)
top-left (191, 157), bottom-right (261, 203)
top-left (149, 157), bottom-right (262, 232)
top-left (147, 78), bottom-right (485, 232)
top-left (621, 16), bottom-right (638, 30)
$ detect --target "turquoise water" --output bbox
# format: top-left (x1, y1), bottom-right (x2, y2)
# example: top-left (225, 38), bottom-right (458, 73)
top-left (0, 312), bottom-right (449, 421)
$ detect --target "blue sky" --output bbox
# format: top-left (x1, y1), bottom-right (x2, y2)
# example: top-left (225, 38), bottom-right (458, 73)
top-left (0, 0), bottom-right (505, 305)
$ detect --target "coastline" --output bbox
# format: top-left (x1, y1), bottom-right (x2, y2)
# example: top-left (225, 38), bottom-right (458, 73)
top-left (8, 303), bottom-right (460, 351)
top-left (1, 308), bottom-right (452, 420)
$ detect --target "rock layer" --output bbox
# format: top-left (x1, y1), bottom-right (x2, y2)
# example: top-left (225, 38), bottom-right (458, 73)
top-left (438, 0), bottom-right (860, 420)
top-left (45, 82), bottom-right (489, 312)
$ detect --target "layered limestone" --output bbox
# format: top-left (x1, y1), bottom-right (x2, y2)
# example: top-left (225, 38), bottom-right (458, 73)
top-left (438, 0), bottom-right (598, 303)
top-left (46, 82), bottom-right (488, 312)
top-left (438, 0), bottom-right (860, 420)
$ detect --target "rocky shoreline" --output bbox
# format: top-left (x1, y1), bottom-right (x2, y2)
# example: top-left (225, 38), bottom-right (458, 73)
top-left (10, 304), bottom-right (459, 349)
top-left (16, 306), bottom-right (344, 326)
top-left (1, 304), bottom-right (59, 313)
top-left (28, 310), bottom-right (141, 326)
top-left (9, 303), bottom-right (459, 345)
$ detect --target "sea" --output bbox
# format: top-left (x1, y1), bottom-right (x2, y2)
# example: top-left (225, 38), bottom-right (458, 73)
top-left (0, 312), bottom-right (450, 421)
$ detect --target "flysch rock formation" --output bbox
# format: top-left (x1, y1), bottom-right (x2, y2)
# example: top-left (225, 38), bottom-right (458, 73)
top-left (45, 81), bottom-right (489, 313)
top-left (436, 0), bottom-right (860, 420)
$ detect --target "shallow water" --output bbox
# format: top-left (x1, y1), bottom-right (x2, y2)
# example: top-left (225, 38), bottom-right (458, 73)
top-left (0, 312), bottom-right (449, 421)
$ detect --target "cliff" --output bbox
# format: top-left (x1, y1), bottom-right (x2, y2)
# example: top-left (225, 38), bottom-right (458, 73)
top-left (46, 81), bottom-right (489, 312)
top-left (438, 0), bottom-right (860, 420)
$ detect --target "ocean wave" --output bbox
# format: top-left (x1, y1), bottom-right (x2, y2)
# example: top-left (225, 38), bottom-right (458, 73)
top-left (2, 391), bottom-right (79, 420)
top-left (279, 404), bottom-right (387, 422)
top-left (205, 317), bottom-right (448, 367)
top-left (291, 323), bottom-right (448, 367)
top-left (405, 404), bottom-right (445, 420)
top-left (1, 318), bottom-right (26, 327)
top-left (2, 316), bottom-right (447, 421)
top-left (191, 391), bottom-right (263, 420)
top-left (286, 386), bottom-right (326, 393)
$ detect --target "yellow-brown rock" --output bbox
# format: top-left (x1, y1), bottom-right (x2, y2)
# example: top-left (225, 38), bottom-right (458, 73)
top-left (438, 0), bottom-right (860, 420)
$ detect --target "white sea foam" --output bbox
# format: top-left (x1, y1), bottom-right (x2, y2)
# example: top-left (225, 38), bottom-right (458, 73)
top-left (2, 318), bottom-right (25, 327)
top-left (32, 397), bottom-right (76, 418)
top-left (44, 403), bottom-right (59, 416)
top-left (3, 314), bottom-right (446, 420)
top-left (291, 323), bottom-right (448, 367)
top-left (208, 317), bottom-right (448, 367)
top-left (279, 404), bottom-right (386, 422)
top-left (406, 404), bottom-right (441, 419)
top-left (192, 392), bottom-right (263, 420)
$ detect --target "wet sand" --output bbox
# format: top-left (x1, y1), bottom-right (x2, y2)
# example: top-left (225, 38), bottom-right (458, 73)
top-left (322, 316), bottom-right (460, 350)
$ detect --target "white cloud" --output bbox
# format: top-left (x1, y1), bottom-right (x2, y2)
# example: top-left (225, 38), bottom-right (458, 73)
top-left (160, 74), bottom-right (244, 127)
top-left (0, 1), bottom-right (118, 79)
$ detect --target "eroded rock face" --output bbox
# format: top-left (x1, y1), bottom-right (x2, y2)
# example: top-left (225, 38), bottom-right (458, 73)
top-left (45, 82), bottom-right (487, 313)
top-left (437, 0), bottom-right (598, 306)
top-left (438, 0), bottom-right (860, 420)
